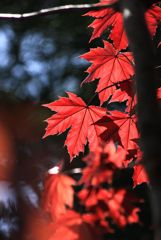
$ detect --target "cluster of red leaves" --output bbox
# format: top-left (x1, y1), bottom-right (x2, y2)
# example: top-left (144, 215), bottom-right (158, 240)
top-left (40, 1), bottom-right (161, 239)
top-left (27, 143), bottom-right (140, 240)
top-left (26, 167), bottom-right (98, 240)
top-left (78, 142), bottom-right (140, 233)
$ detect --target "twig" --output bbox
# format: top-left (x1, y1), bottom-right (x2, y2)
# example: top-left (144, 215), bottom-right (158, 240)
top-left (64, 168), bottom-right (82, 175)
top-left (0, 3), bottom-right (117, 20)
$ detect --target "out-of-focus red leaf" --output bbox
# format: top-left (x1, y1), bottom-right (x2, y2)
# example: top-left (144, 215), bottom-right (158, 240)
top-left (79, 187), bottom-right (139, 229)
top-left (80, 141), bottom-right (126, 187)
top-left (24, 211), bottom-right (54, 240)
top-left (49, 210), bottom-right (98, 240)
top-left (42, 173), bottom-right (75, 220)
top-left (99, 189), bottom-right (140, 227)
top-left (157, 87), bottom-right (161, 100)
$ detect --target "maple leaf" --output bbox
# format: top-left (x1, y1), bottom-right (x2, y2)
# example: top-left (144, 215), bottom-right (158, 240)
top-left (96, 111), bottom-right (139, 151)
top-left (85, 1), bottom-right (161, 50)
top-left (42, 173), bottom-right (75, 220)
top-left (133, 164), bottom-right (149, 187)
top-left (81, 41), bottom-right (134, 105)
top-left (43, 92), bottom-right (107, 159)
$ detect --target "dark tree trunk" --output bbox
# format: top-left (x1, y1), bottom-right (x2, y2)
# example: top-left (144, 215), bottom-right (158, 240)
top-left (120, 0), bottom-right (161, 239)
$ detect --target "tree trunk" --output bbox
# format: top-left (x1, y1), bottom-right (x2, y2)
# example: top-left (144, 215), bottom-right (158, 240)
top-left (120, 1), bottom-right (161, 239)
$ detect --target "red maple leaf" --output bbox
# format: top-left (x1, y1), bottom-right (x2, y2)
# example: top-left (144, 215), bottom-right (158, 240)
top-left (81, 41), bottom-right (134, 105)
top-left (43, 92), bottom-right (107, 159)
top-left (42, 173), bottom-right (75, 220)
top-left (133, 164), bottom-right (149, 187)
top-left (97, 111), bottom-right (139, 151)
top-left (85, 1), bottom-right (161, 50)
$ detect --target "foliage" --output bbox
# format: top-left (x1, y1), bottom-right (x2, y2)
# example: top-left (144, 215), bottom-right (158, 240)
top-left (12, 0), bottom-right (161, 239)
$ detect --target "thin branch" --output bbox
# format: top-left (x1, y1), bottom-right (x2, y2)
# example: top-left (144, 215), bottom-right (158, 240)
top-left (0, 3), bottom-right (117, 20)
top-left (155, 65), bottom-right (161, 69)
top-left (63, 168), bottom-right (82, 175)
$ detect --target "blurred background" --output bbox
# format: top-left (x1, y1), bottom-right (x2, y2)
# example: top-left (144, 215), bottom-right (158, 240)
top-left (0, 0), bottom-right (95, 239)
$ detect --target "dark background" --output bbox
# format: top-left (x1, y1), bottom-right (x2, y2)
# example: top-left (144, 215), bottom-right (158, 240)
top-left (0, 0), bottom-right (93, 239)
